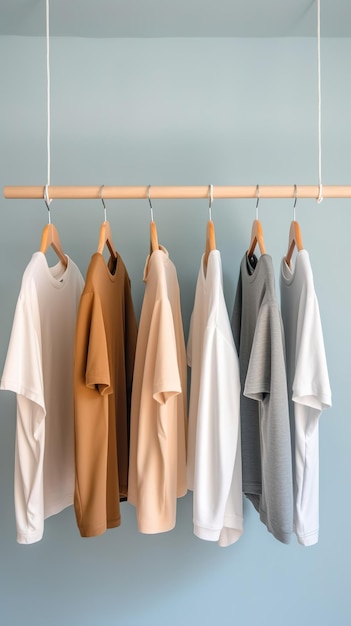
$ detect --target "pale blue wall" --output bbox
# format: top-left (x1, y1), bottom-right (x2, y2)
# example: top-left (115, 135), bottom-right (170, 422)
top-left (0, 36), bottom-right (350, 625)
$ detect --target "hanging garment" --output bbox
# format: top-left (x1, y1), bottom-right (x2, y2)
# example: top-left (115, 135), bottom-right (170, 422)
top-left (280, 250), bottom-right (331, 546)
top-left (128, 246), bottom-right (187, 533)
top-left (0, 253), bottom-right (84, 544)
top-left (187, 250), bottom-right (243, 547)
top-left (73, 252), bottom-right (137, 537)
top-left (231, 253), bottom-right (293, 543)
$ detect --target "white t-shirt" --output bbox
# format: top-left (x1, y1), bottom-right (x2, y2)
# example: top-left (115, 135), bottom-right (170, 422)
top-left (1, 252), bottom-right (84, 544)
top-left (280, 250), bottom-right (331, 546)
top-left (187, 250), bottom-right (243, 547)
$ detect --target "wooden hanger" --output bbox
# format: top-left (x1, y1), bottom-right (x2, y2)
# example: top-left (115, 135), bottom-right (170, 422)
top-left (203, 184), bottom-right (216, 271)
top-left (148, 186), bottom-right (159, 255)
top-left (40, 223), bottom-right (68, 267)
top-left (39, 186), bottom-right (68, 267)
top-left (204, 219), bottom-right (216, 271)
top-left (97, 186), bottom-right (117, 258)
top-left (97, 220), bottom-right (117, 258)
top-left (285, 220), bottom-right (303, 267)
top-left (285, 187), bottom-right (303, 267)
top-left (247, 219), bottom-right (266, 258)
top-left (247, 186), bottom-right (266, 259)
top-left (150, 220), bottom-right (159, 255)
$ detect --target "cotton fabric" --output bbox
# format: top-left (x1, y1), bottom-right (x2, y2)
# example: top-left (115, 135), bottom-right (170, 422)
top-left (231, 253), bottom-right (293, 543)
top-left (1, 252), bottom-right (84, 544)
top-left (187, 251), bottom-right (243, 547)
top-left (280, 250), bottom-right (331, 546)
top-left (128, 246), bottom-right (187, 533)
top-left (74, 252), bottom-right (137, 537)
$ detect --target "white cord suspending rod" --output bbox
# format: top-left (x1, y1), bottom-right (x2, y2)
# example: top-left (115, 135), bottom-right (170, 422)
top-left (317, 0), bottom-right (323, 203)
top-left (46, 0), bottom-right (51, 192)
top-left (3, 1), bottom-right (349, 202)
top-left (43, 0), bottom-right (52, 221)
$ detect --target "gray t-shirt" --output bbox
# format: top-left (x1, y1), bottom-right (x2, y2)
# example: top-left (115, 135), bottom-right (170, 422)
top-left (231, 253), bottom-right (293, 543)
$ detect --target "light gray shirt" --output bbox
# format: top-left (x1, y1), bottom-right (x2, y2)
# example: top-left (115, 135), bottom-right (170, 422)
top-left (231, 253), bottom-right (293, 543)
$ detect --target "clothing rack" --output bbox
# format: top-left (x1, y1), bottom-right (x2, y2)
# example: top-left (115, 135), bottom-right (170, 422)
top-left (3, 185), bottom-right (351, 200)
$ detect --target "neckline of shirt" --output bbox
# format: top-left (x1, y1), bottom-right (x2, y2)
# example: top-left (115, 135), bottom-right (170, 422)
top-left (200, 249), bottom-right (220, 283)
top-left (143, 245), bottom-right (169, 281)
top-left (281, 249), bottom-right (308, 286)
top-left (243, 252), bottom-right (270, 283)
top-left (35, 252), bottom-right (71, 290)
top-left (93, 252), bottom-right (121, 282)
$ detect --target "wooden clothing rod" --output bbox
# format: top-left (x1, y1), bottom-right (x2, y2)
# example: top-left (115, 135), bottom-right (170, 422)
top-left (3, 185), bottom-right (351, 200)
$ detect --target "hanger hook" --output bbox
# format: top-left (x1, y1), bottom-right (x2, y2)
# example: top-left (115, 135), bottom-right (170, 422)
top-left (255, 184), bottom-right (260, 220)
top-left (148, 185), bottom-right (154, 222)
top-left (44, 184), bottom-right (51, 224)
top-left (293, 184), bottom-right (297, 220)
top-left (100, 185), bottom-right (107, 222)
top-left (208, 184), bottom-right (213, 221)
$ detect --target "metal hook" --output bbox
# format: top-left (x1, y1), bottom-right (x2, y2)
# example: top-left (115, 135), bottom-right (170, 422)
top-left (44, 184), bottom-right (51, 224)
top-left (148, 185), bottom-right (154, 222)
top-left (209, 184), bottom-right (213, 221)
top-left (100, 185), bottom-right (107, 222)
top-left (293, 184), bottom-right (298, 221)
top-left (255, 184), bottom-right (260, 220)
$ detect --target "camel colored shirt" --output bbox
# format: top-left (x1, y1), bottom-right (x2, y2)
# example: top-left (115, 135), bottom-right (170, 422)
top-left (128, 246), bottom-right (187, 533)
top-left (74, 252), bottom-right (137, 537)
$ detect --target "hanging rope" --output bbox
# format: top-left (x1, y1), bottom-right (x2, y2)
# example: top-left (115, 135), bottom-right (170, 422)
top-left (46, 0), bottom-right (52, 206)
top-left (317, 0), bottom-right (323, 203)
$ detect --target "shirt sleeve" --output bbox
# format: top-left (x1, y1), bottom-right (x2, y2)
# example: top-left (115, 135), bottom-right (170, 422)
top-left (193, 326), bottom-right (243, 547)
top-left (244, 302), bottom-right (293, 543)
top-left (1, 284), bottom-right (46, 544)
top-left (80, 292), bottom-right (112, 396)
top-left (293, 289), bottom-right (332, 411)
top-left (150, 298), bottom-right (182, 405)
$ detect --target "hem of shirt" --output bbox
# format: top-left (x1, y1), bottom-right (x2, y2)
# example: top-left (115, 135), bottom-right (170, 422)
top-left (244, 486), bottom-right (261, 513)
top-left (259, 508), bottom-right (292, 544)
top-left (119, 485), bottom-right (128, 501)
top-left (137, 518), bottom-right (176, 534)
top-left (218, 527), bottom-right (243, 548)
top-left (244, 488), bottom-right (292, 544)
top-left (194, 525), bottom-right (220, 542)
top-left (129, 489), bottom-right (187, 533)
top-left (194, 514), bottom-right (243, 547)
top-left (17, 528), bottom-right (44, 544)
top-left (221, 514), bottom-right (244, 547)
top-left (78, 516), bottom-right (121, 538)
top-left (44, 495), bottom-right (73, 519)
top-left (295, 527), bottom-right (319, 547)
top-left (243, 482), bottom-right (262, 495)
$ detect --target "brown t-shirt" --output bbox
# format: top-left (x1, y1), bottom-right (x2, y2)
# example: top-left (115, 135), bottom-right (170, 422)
top-left (128, 246), bottom-right (187, 533)
top-left (74, 252), bottom-right (137, 537)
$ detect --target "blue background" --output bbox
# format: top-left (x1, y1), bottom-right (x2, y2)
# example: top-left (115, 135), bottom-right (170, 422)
top-left (0, 37), bottom-right (349, 625)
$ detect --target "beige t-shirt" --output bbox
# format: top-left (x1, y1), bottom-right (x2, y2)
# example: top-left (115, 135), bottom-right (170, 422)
top-left (74, 252), bottom-right (137, 537)
top-left (128, 246), bottom-right (187, 533)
